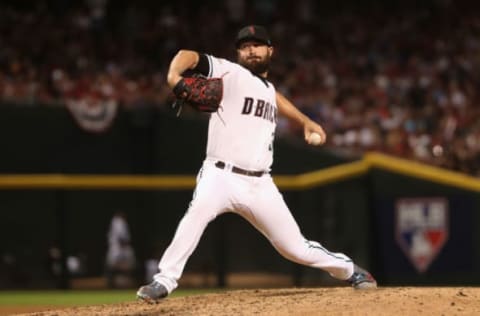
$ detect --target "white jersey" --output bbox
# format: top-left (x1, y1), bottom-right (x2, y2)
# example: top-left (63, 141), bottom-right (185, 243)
top-left (205, 54), bottom-right (277, 172)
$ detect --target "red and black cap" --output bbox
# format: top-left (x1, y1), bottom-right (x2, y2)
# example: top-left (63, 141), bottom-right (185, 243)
top-left (235, 25), bottom-right (272, 48)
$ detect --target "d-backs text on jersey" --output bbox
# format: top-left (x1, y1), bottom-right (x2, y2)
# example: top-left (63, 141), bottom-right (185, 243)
top-left (241, 97), bottom-right (277, 123)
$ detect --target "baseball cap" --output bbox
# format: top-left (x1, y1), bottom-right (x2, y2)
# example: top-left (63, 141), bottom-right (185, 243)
top-left (235, 25), bottom-right (272, 48)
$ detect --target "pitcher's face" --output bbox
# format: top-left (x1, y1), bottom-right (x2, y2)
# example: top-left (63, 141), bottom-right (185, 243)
top-left (237, 41), bottom-right (273, 76)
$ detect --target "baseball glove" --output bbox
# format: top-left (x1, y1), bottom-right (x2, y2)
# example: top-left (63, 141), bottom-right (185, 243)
top-left (172, 75), bottom-right (223, 115)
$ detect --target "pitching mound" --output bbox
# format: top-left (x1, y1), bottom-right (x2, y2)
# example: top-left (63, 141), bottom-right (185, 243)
top-left (19, 287), bottom-right (480, 316)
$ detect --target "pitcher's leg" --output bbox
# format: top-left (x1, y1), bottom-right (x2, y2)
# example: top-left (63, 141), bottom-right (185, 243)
top-left (243, 177), bottom-right (354, 280)
top-left (153, 201), bottom-right (218, 292)
top-left (152, 165), bottom-right (228, 293)
top-left (137, 201), bottom-right (218, 302)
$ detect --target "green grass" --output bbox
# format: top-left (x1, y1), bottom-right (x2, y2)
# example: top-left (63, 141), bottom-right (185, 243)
top-left (0, 289), bottom-right (220, 306)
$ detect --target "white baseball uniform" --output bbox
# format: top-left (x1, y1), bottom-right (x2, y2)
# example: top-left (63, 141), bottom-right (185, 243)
top-left (153, 54), bottom-right (354, 293)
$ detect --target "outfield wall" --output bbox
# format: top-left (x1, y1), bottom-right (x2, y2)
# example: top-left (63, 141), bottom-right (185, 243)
top-left (0, 106), bottom-right (479, 288)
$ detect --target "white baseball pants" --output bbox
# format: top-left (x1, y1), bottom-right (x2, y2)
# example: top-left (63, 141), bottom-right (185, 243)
top-left (154, 159), bottom-right (354, 293)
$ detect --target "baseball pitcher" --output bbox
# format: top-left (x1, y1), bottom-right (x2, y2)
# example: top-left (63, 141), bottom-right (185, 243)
top-left (137, 25), bottom-right (376, 302)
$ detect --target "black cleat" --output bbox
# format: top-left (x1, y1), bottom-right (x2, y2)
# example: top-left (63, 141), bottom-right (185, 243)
top-left (137, 281), bottom-right (169, 303)
top-left (347, 264), bottom-right (377, 290)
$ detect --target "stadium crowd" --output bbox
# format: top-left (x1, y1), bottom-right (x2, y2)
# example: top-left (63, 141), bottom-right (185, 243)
top-left (1, 0), bottom-right (480, 175)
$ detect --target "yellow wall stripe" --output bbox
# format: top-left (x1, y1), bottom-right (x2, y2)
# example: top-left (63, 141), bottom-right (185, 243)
top-left (0, 174), bottom-right (196, 189)
top-left (364, 152), bottom-right (480, 192)
top-left (0, 152), bottom-right (479, 191)
top-left (274, 160), bottom-right (369, 190)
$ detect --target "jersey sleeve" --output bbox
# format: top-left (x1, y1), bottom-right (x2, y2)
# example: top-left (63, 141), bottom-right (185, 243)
top-left (191, 54), bottom-right (210, 76)
top-left (204, 54), bottom-right (235, 78)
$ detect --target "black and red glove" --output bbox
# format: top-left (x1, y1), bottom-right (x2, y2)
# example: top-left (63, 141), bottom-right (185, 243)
top-left (172, 75), bottom-right (223, 115)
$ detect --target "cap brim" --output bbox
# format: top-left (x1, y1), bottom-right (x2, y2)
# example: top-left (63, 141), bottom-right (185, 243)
top-left (235, 37), bottom-right (271, 48)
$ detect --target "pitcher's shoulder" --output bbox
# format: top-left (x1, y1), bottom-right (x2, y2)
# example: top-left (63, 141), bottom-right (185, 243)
top-left (205, 55), bottom-right (243, 77)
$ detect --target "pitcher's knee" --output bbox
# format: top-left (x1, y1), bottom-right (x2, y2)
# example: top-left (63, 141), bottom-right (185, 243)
top-left (186, 199), bottom-right (218, 218)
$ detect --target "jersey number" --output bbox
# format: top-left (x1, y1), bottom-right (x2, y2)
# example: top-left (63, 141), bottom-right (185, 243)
top-left (268, 132), bottom-right (274, 152)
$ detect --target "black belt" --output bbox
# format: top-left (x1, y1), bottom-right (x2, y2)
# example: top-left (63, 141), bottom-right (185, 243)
top-left (215, 161), bottom-right (265, 177)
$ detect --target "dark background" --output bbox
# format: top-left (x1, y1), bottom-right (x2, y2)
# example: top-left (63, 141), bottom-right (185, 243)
top-left (1, 0), bottom-right (480, 289)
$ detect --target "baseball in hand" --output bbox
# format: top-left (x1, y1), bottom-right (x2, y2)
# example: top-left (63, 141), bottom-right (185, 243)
top-left (308, 132), bottom-right (323, 145)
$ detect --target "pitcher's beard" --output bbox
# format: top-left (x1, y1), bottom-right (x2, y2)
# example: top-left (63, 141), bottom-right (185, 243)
top-left (239, 57), bottom-right (271, 75)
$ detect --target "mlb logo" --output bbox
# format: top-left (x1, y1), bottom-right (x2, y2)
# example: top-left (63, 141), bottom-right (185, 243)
top-left (395, 198), bottom-right (449, 273)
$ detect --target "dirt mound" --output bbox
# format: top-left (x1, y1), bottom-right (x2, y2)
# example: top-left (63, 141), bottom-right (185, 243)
top-left (17, 287), bottom-right (480, 316)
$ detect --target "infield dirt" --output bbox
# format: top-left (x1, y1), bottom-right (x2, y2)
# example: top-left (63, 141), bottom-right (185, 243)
top-left (12, 287), bottom-right (480, 315)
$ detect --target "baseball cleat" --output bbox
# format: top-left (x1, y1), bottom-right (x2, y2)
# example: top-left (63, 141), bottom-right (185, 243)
top-left (347, 264), bottom-right (377, 290)
top-left (137, 281), bottom-right (169, 303)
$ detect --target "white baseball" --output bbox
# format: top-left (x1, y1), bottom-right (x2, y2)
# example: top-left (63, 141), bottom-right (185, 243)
top-left (309, 132), bottom-right (323, 145)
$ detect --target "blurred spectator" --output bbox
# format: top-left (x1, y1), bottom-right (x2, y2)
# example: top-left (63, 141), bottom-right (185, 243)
top-left (105, 211), bottom-right (136, 288)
